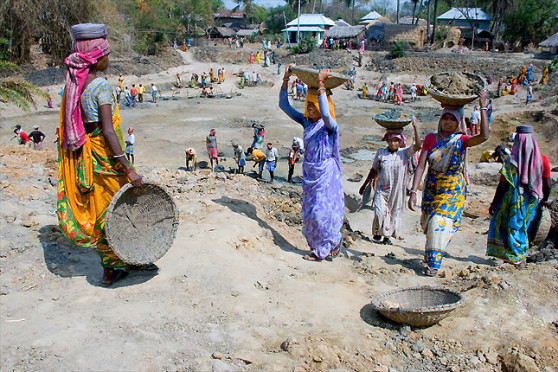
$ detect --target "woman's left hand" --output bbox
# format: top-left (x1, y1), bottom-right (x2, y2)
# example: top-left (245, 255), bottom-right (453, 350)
top-left (318, 69), bottom-right (330, 83)
top-left (411, 116), bottom-right (417, 128)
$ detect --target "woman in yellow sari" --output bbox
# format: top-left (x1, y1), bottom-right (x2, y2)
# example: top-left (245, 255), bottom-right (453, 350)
top-left (408, 91), bottom-right (489, 276)
top-left (58, 24), bottom-right (147, 286)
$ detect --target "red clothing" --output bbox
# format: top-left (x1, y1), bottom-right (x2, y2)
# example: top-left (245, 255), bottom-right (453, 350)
top-left (421, 133), bottom-right (471, 153)
top-left (130, 87), bottom-right (137, 95)
top-left (289, 149), bottom-right (296, 165)
top-left (542, 154), bottom-right (550, 179)
top-left (19, 131), bottom-right (30, 143)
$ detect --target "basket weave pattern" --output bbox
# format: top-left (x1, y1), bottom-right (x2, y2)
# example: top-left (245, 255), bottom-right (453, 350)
top-left (290, 66), bottom-right (349, 89)
top-left (105, 182), bottom-right (179, 265)
top-left (371, 286), bottom-right (464, 327)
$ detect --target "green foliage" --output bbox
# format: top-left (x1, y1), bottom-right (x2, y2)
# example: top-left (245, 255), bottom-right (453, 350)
top-left (549, 58), bottom-right (558, 72)
top-left (265, 6), bottom-right (295, 35)
top-left (503, 0), bottom-right (558, 48)
top-left (288, 35), bottom-right (316, 54)
top-left (389, 40), bottom-right (406, 59)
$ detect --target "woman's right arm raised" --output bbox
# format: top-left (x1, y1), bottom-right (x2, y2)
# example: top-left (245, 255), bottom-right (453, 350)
top-left (279, 63), bottom-right (304, 125)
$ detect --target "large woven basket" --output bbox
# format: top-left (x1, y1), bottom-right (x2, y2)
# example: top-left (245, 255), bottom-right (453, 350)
top-left (290, 66), bottom-right (349, 89)
top-left (426, 72), bottom-right (487, 109)
top-left (105, 182), bottom-right (179, 265)
top-left (371, 286), bottom-right (464, 327)
top-left (373, 116), bottom-right (412, 130)
top-left (531, 206), bottom-right (552, 246)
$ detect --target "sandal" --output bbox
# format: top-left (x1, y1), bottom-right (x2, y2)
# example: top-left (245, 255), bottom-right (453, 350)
top-left (302, 253), bottom-right (323, 262)
top-left (423, 267), bottom-right (438, 277)
top-left (101, 268), bottom-right (129, 287)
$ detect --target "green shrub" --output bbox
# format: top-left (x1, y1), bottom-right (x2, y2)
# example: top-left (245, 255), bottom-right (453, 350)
top-left (288, 35), bottom-right (316, 54)
top-left (389, 40), bottom-right (406, 59)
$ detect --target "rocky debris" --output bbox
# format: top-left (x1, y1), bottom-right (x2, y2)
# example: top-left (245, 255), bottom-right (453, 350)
top-left (501, 351), bottom-right (541, 372)
top-left (430, 72), bottom-right (484, 96)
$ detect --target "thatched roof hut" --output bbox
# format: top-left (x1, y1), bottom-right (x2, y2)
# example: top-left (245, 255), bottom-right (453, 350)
top-left (326, 25), bottom-right (366, 39)
top-left (539, 32), bottom-right (558, 47)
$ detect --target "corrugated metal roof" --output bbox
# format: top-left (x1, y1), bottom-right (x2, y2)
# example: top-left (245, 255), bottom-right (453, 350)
top-left (360, 11), bottom-right (382, 21)
top-left (437, 8), bottom-right (492, 21)
top-left (236, 29), bottom-right (260, 36)
top-left (282, 26), bottom-right (326, 32)
top-left (539, 32), bottom-right (558, 47)
top-left (286, 14), bottom-right (336, 27)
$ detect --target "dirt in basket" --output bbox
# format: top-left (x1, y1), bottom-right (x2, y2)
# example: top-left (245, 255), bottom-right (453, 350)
top-left (430, 72), bottom-right (484, 96)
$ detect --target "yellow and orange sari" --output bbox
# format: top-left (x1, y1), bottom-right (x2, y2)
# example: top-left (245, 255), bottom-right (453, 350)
top-left (57, 93), bottom-right (129, 268)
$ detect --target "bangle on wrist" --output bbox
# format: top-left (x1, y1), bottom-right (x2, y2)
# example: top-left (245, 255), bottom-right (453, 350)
top-left (283, 77), bottom-right (289, 81)
top-left (409, 189), bottom-right (417, 194)
top-left (480, 107), bottom-right (488, 111)
top-left (113, 154), bottom-right (126, 159)
top-left (125, 167), bottom-right (133, 176)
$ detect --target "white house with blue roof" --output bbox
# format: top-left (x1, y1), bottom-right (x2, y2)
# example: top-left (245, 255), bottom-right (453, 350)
top-left (437, 8), bottom-right (492, 31)
top-left (283, 14), bottom-right (336, 45)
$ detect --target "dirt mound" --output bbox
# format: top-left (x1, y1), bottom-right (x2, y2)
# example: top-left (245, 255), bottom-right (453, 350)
top-left (430, 72), bottom-right (483, 96)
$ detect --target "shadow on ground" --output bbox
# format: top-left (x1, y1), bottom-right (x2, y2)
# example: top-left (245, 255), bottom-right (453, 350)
top-left (213, 196), bottom-right (306, 256)
top-left (38, 225), bottom-right (156, 288)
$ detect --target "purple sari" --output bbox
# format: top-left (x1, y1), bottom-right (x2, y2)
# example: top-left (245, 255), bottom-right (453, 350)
top-left (280, 89), bottom-right (344, 258)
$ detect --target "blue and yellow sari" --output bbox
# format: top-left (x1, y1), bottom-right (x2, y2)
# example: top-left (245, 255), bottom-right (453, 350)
top-left (421, 134), bottom-right (467, 269)
top-left (487, 163), bottom-right (539, 263)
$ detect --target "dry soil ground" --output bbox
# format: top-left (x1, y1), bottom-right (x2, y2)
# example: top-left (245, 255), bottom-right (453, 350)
top-left (1, 45), bottom-right (557, 372)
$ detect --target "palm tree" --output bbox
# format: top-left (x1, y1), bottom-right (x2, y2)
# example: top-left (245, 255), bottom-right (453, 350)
top-left (430, 0), bottom-right (439, 44)
top-left (0, 60), bottom-right (48, 112)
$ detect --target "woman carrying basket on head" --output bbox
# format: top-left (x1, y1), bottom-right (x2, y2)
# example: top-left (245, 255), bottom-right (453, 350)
top-left (408, 90), bottom-right (489, 276)
top-left (57, 23), bottom-right (155, 287)
top-left (279, 65), bottom-right (344, 261)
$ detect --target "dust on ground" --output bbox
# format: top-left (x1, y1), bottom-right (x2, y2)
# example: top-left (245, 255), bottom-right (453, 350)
top-left (1, 46), bottom-right (558, 371)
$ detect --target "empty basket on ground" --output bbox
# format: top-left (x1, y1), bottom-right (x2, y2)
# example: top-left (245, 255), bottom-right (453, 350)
top-left (531, 206), bottom-right (552, 246)
top-left (105, 182), bottom-right (179, 265)
top-left (426, 72), bottom-right (487, 109)
top-left (290, 66), bottom-right (350, 89)
top-left (371, 286), bottom-right (464, 327)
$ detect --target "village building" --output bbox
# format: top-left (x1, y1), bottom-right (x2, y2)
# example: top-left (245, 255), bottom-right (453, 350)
top-left (283, 14), bottom-right (336, 45)
top-left (539, 31), bottom-right (558, 55)
top-left (358, 10), bottom-right (383, 25)
top-left (213, 10), bottom-right (245, 28)
top-left (325, 25), bottom-right (366, 46)
top-left (437, 8), bottom-right (492, 31)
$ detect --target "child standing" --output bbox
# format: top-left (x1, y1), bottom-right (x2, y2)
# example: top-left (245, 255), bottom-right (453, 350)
top-left (232, 141), bottom-right (246, 174)
top-left (359, 118), bottom-right (422, 244)
top-left (126, 127), bottom-right (135, 164)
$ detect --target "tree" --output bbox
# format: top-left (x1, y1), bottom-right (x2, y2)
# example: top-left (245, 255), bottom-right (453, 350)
top-left (266, 6), bottom-right (295, 35)
top-left (0, 56), bottom-right (48, 112)
top-left (503, 0), bottom-right (558, 48)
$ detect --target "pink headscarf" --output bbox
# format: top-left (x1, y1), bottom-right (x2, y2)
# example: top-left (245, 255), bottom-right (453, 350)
top-left (62, 36), bottom-right (110, 151)
top-left (382, 132), bottom-right (407, 148)
top-left (510, 126), bottom-right (543, 199)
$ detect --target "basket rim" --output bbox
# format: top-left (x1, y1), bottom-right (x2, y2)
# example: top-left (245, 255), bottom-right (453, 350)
top-left (370, 286), bottom-right (464, 314)
top-left (426, 71), bottom-right (487, 99)
top-left (290, 66), bottom-right (350, 82)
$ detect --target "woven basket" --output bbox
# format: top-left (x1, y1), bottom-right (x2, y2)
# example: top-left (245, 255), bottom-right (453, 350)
top-left (370, 286), bottom-right (464, 327)
top-left (373, 116), bottom-right (412, 130)
top-left (532, 206), bottom-right (552, 246)
top-left (105, 182), bottom-right (179, 265)
top-left (290, 66), bottom-right (349, 89)
top-left (426, 72), bottom-right (487, 109)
